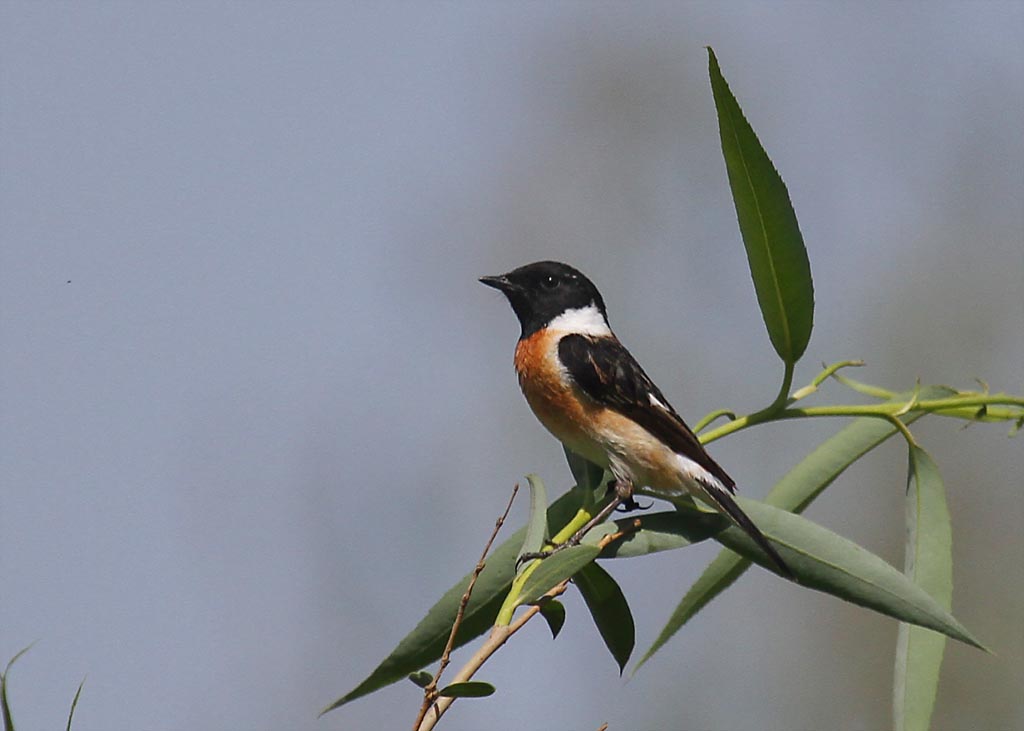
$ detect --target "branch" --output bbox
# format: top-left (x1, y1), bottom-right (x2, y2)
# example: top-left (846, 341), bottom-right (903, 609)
top-left (412, 484), bottom-right (519, 731)
top-left (697, 364), bottom-right (1023, 446)
top-left (416, 527), bottom-right (631, 731)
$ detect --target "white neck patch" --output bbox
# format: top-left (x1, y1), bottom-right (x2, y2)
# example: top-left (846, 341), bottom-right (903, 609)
top-left (546, 304), bottom-right (612, 336)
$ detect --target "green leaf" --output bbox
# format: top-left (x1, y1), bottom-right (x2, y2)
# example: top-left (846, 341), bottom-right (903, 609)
top-left (638, 388), bottom-right (956, 670)
top-left (437, 681), bottom-right (496, 699)
top-left (2, 644), bottom-right (35, 731)
top-left (563, 447), bottom-right (608, 513)
top-left (894, 446), bottom-right (953, 731)
top-left (321, 487), bottom-right (586, 715)
top-left (574, 563), bottom-right (635, 673)
top-left (515, 545), bottom-right (601, 608)
top-left (708, 47), bottom-right (814, 364)
top-left (65, 678), bottom-right (85, 731)
top-left (582, 509), bottom-right (726, 558)
top-left (1, 673), bottom-right (12, 731)
top-left (563, 446), bottom-right (606, 492)
top-left (538, 600), bottom-right (567, 640)
top-left (713, 497), bottom-right (984, 651)
top-left (517, 474), bottom-right (549, 564)
top-left (407, 671), bottom-right (433, 688)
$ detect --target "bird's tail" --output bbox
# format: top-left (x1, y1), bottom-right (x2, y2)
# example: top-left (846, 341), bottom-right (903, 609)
top-left (696, 478), bottom-right (795, 580)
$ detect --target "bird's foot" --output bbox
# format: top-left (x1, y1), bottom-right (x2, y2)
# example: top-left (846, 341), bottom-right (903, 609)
top-left (516, 546), bottom-right (560, 569)
top-left (517, 480), bottom-right (636, 571)
top-left (615, 495), bottom-right (653, 512)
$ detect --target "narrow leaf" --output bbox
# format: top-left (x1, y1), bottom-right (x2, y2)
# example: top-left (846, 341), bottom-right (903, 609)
top-left (65, 678), bottom-right (85, 731)
top-left (639, 387), bottom-right (956, 669)
top-left (774, 384), bottom-right (952, 508)
top-left (894, 446), bottom-right (953, 731)
top-left (321, 487), bottom-right (585, 714)
top-left (714, 497), bottom-right (983, 651)
top-left (2, 644), bottom-right (35, 731)
top-left (564, 446), bottom-right (608, 513)
top-left (575, 562), bottom-right (635, 673)
top-left (708, 47), bottom-right (813, 364)
top-left (582, 509), bottom-right (726, 558)
top-left (517, 474), bottom-right (549, 564)
top-left (563, 446), bottom-right (606, 492)
top-left (438, 681), bottom-right (495, 699)
top-left (515, 545), bottom-right (601, 608)
top-left (539, 600), bottom-right (567, 640)
top-left (1, 670), bottom-right (12, 731)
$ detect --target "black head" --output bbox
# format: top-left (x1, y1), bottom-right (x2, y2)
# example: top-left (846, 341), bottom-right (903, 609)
top-left (480, 260), bottom-right (607, 339)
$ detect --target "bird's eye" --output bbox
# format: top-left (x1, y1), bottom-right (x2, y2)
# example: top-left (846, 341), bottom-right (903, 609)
top-left (541, 275), bottom-right (560, 290)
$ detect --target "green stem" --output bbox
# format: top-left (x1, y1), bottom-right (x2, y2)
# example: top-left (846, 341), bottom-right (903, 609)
top-left (772, 361), bottom-right (795, 412)
top-left (884, 413), bottom-right (919, 448)
top-left (700, 393), bottom-right (1024, 445)
top-left (693, 409), bottom-right (738, 434)
top-left (831, 373), bottom-right (896, 400)
top-left (929, 405), bottom-right (1020, 423)
top-left (790, 360), bottom-right (864, 402)
top-left (494, 503), bottom-right (609, 626)
top-left (715, 361), bottom-right (795, 440)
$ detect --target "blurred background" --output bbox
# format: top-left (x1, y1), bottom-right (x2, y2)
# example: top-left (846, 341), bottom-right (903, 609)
top-left (2, 3), bottom-right (1021, 730)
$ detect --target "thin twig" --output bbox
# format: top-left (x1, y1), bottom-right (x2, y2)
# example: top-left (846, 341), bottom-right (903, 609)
top-left (412, 483), bottom-right (520, 731)
top-left (416, 586), bottom-right (567, 731)
top-left (789, 360), bottom-right (864, 402)
top-left (692, 408), bottom-right (737, 434)
top-left (439, 484), bottom-right (520, 677)
top-left (416, 529), bottom-right (629, 731)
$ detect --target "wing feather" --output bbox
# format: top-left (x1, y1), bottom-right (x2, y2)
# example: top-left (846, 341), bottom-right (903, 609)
top-left (558, 334), bottom-right (736, 492)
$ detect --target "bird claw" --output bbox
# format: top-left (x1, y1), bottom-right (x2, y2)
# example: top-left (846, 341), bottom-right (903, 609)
top-left (516, 545), bottom-right (561, 570)
top-left (616, 495), bottom-right (653, 512)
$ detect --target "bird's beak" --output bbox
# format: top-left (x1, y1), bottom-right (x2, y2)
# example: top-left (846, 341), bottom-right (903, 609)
top-left (479, 274), bottom-right (515, 292)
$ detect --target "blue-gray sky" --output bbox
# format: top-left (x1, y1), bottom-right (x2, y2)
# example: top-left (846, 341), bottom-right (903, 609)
top-left (2, 3), bottom-right (1022, 730)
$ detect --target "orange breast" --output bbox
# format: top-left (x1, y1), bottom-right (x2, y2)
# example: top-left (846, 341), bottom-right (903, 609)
top-left (513, 330), bottom-right (692, 493)
top-left (513, 330), bottom-right (604, 463)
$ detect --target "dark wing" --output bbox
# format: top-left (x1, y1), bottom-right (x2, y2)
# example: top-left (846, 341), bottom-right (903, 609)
top-left (558, 334), bottom-right (736, 492)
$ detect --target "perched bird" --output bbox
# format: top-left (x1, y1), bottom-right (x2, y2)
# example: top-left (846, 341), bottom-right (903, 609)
top-left (481, 260), bottom-right (792, 578)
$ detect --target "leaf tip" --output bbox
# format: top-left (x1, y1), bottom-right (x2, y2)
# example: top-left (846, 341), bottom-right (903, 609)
top-left (970, 636), bottom-right (995, 655)
top-left (538, 599), bottom-right (567, 640)
top-left (706, 46), bottom-right (720, 73)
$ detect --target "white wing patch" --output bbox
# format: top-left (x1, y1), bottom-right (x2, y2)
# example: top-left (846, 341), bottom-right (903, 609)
top-left (546, 304), bottom-right (612, 336)
top-left (648, 392), bottom-right (669, 411)
top-left (672, 452), bottom-right (725, 495)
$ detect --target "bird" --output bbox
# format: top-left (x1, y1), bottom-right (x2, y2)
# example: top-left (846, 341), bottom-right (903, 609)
top-left (480, 260), bottom-right (793, 579)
